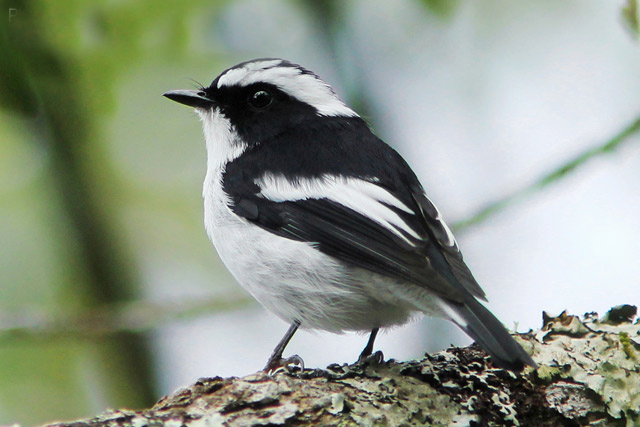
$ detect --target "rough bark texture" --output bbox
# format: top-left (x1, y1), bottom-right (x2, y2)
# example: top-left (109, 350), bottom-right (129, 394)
top-left (45, 306), bottom-right (639, 427)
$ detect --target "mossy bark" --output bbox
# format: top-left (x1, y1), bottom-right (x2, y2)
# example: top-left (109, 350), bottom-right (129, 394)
top-left (45, 306), bottom-right (640, 427)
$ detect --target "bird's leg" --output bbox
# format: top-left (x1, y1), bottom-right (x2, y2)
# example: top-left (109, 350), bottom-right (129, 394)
top-left (357, 327), bottom-right (384, 363)
top-left (264, 320), bottom-right (304, 372)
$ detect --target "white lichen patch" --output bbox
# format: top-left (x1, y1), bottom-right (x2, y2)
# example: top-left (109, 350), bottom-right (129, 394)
top-left (188, 413), bottom-right (225, 427)
top-left (545, 381), bottom-right (602, 418)
top-left (328, 393), bottom-right (345, 414)
top-left (492, 390), bottom-right (519, 424)
top-left (535, 308), bottom-right (640, 421)
top-left (450, 412), bottom-right (480, 426)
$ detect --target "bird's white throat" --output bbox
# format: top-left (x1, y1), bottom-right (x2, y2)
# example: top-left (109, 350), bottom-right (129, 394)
top-left (198, 108), bottom-right (247, 178)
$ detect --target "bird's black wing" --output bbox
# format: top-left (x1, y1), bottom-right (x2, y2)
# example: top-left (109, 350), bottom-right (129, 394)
top-left (410, 189), bottom-right (487, 301)
top-left (231, 189), bottom-right (465, 301)
top-left (222, 116), bottom-right (487, 303)
top-left (226, 181), bottom-right (485, 303)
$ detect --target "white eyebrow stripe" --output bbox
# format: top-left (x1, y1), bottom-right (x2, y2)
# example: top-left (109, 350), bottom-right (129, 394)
top-left (217, 59), bottom-right (284, 88)
top-left (255, 173), bottom-right (421, 244)
top-left (217, 61), bottom-right (358, 118)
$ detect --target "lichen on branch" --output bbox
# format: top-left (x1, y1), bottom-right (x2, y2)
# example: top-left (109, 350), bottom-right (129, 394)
top-left (45, 305), bottom-right (640, 427)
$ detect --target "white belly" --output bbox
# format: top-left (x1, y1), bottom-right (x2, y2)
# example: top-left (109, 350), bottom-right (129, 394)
top-left (203, 174), bottom-right (413, 333)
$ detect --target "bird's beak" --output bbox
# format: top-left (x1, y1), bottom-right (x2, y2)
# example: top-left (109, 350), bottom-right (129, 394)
top-left (163, 89), bottom-right (215, 108)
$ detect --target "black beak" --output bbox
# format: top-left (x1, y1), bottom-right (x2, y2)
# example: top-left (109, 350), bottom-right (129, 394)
top-left (163, 89), bottom-right (215, 108)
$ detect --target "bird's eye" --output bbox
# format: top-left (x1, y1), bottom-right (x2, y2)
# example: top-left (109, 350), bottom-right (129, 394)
top-left (248, 90), bottom-right (273, 109)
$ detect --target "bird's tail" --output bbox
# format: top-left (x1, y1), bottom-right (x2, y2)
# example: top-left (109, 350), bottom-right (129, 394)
top-left (440, 296), bottom-right (537, 371)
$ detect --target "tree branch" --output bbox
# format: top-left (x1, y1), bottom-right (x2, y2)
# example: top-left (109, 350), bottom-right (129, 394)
top-left (0, 294), bottom-right (252, 342)
top-left (44, 305), bottom-right (640, 426)
top-left (453, 116), bottom-right (640, 232)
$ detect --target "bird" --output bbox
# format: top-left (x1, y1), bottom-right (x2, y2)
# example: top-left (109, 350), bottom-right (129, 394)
top-left (163, 58), bottom-right (536, 372)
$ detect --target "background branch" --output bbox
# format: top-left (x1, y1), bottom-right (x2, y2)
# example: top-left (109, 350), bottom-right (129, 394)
top-left (0, 294), bottom-right (252, 342)
top-left (453, 116), bottom-right (640, 232)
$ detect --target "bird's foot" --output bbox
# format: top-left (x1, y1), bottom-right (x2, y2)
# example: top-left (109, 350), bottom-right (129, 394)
top-left (264, 354), bottom-right (305, 374)
top-left (357, 350), bottom-right (384, 365)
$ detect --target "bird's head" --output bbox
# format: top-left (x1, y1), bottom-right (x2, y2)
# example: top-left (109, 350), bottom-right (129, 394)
top-left (164, 58), bottom-right (358, 144)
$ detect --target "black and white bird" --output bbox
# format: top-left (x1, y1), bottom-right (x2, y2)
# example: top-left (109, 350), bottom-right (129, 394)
top-left (164, 58), bottom-right (536, 371)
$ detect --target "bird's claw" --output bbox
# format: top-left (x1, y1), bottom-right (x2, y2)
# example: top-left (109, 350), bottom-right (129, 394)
top-left (357, 349), bottom-right (384, 364)
top-left (357, 350), bottom-right (384, 365)
top-left (264, 354), bottom-right (305, 374)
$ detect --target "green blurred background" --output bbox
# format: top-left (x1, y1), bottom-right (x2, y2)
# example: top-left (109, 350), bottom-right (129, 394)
top-left (1, 0), bottom-right (639, 425)
top-left (1, 1), bottom-right (237, 423)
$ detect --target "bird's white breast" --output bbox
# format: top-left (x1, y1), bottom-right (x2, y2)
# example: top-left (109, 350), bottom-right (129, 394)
top-left (199, 109), bottom-right (415, 332)
top-left (204, 170), bottom-right (377, 332)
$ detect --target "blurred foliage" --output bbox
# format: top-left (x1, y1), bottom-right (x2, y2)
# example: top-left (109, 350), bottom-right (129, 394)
top-left (622, 0), bottom-right (639, 38)
top-left (0, 0), bottom-right (197, 116)
top-left (0, 1), bottom-right (215, 425)
top-left (419, 0), bottom-right (461, 19)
